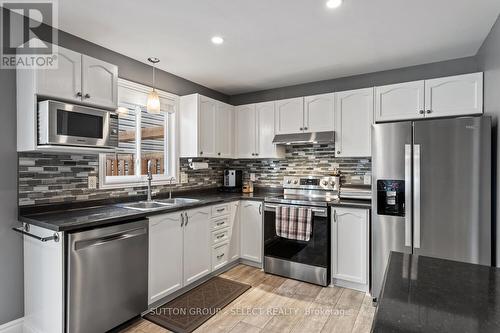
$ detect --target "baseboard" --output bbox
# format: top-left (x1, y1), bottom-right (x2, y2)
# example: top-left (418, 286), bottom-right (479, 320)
top-left (331, 278), bottom-right (370, 293)
top-left (239, 258), bottom-right (263, 269)
top-left (0, 318), bottom-right (23, 333)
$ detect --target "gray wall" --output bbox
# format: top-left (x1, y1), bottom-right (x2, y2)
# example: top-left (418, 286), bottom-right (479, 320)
top-left (229, 57), bottom-right (479, 105)
top-left (0, 67), bottom-right (24, 322)
top-left (477, 14), bottom-right (500, 267)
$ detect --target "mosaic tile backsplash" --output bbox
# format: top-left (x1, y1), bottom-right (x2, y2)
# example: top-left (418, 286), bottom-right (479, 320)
top-left (18, 144), bottom-right (371, 206)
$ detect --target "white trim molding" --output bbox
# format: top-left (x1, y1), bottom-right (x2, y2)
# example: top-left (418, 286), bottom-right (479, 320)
top-left (0, 318), bottom-right (24, 333)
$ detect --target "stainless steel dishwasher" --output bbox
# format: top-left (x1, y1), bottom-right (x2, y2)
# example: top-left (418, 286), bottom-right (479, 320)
top-left (67, 220), bottom-right (148, 333)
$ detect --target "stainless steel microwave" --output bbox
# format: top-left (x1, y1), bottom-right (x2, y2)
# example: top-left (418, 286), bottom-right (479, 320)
top-left (38, 100), bottom-right (118, 149)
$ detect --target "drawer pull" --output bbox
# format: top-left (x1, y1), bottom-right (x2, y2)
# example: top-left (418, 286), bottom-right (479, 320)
top-left (217, 253), bottom-right (225, 259)
top-left (216, 221), bottom-right (225, 226)
top-left (216, 234), bottom-right (225, 239)
top-left (216, 208), bottom-right (225, 212)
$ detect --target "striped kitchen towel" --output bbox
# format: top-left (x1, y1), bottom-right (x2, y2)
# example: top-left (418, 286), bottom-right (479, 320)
top-left (275, 206), bottom-right (313, 241)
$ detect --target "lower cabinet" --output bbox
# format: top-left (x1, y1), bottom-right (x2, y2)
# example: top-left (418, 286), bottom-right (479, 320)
top-left (183, 207), bottom-right (211, 285)
top-left (148, 212), bottom-right (184, 304)
top-left (331, 207), bottom-right (369, 292)
top-left (240, 201), bottom-right (263, 264)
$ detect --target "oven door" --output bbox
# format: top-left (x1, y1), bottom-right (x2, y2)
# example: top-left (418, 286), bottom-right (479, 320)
top-left (38, 100), bottom-right (117, 148)
top-left (263, 203), bottom-right (330, 286)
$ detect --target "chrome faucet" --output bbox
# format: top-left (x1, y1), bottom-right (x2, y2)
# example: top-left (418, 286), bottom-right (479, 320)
top-left (147, 160), bottom-right (153, 202)
top-left (168, 176), bottom-right (175, 199)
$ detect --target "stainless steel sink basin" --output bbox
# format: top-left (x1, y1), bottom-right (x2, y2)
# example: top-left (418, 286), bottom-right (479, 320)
top-left (119, 201), bottom-right (173, 211)
top-left (157, 198), bottom-right (200, 205)
top-left (119, 198), bottom-right (200, 211)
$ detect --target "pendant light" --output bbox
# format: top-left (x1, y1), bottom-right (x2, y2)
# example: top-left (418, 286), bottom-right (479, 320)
top-left (147, 57), bottom-right (161, 113)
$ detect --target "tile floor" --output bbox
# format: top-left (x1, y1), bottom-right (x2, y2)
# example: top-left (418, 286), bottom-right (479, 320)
top-left (120, 264), bottom-right (375, 333)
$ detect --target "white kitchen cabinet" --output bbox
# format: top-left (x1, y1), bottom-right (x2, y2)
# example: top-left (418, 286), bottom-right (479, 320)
top-left (335, 88), bottom-right (373, 157)
top-left (240, 201), bottom-right (263, 264)
top-left (331, 207), bottom-right (369, 292)
top-left (235, 104), bottom-right (257, 158)
top-left (228, 201), bottom-right (240, 262)
top-left (216, 102), bottom-right (234, 158)
top-left (199, 96), bottom-right (218, 158)
top-left (35, 47), bottom-right (82, 102)
top-left (275, 97), bottom-right (304, 134)
top-left (304, 93), bottom-right (335, 132)
top-left (81, 55), bottom-right (118, 108)
top-left (424, 72), bottom-right (483, 118)
top-left (148, 212), bottom-right (183, 304)
top-left (375, 80), bottom-right (425, 122)
top-left (180, 94), bottom-right (234, 158)
top-left (235, 102), bottom-right (285, 159)
top-left (183, 207), bottom-right (211, 285)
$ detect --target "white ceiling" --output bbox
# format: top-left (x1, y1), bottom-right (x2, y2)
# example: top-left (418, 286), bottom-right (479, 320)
top-left (58, 0), bottom-right (500, 95)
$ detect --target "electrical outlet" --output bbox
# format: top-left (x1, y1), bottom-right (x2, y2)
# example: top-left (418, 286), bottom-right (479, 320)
top-left (88, 175), bottom-right (98, 189)
top-left (250, 173), bottom-right (256, 181)
top-left (180, 172), bottom-right (188, 184)
top-left (364, 174), bottom-right (372, 185)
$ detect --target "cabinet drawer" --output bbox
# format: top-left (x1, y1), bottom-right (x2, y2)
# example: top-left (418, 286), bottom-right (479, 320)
top-left (211, 216), bottom-right (229, 230)
top-left (212, 242), bottom-right (229, 271)
top-left (212, 228), bottom-right (229, 245)
top-left (211, 204), bottom-right (230, 217)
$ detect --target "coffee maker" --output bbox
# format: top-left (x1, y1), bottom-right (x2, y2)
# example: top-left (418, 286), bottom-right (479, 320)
top-left (221, 170), bottom-right (243, 192)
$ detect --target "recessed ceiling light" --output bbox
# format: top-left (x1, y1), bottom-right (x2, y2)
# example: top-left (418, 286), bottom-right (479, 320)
top-left (326, 0), bottom-right (343, 9)
top-left (211, 36), bottom-right (224, 45)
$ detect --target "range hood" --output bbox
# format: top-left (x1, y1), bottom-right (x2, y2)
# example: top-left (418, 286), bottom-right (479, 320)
top-left (272, 131), bottom-right (335, 145)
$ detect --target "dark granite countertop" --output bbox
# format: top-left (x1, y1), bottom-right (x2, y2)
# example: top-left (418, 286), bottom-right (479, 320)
top-left (19, 190), bottom-right (271, 232)
top-left (18, 188), bottom-right (372, 232)
top-left (372, 252), bottom-right (500, 333)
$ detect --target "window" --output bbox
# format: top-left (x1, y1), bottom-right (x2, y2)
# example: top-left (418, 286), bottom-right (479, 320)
top-left (99, 79), bottom-right (179, 188)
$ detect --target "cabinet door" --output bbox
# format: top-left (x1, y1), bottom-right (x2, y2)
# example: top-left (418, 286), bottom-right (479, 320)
top-left (199, 97), bottom-right (217, 157)
top-left (256, 101), bottom-right (283, 158)
top-left (216, 102), bottom-right (233, 158)
top-left (36, 46), bottom-right (82, 102)
top-left (332, 208), bottom-right (369, 285)
top-left (335, 88), bottom-right (374, 157)
top-left (304, 93), bottom-right (335, 132)
top-left (183, 207), bottom-right (211, 285)
top-left (81, 55), bottom-right (118, 108)
top-left (235, 104), bottom-right (257, 158)
top-left (148, 213), bottom-right (183, 304)
top-left (375, 81), bottom-right (425, 122)
top-left (275, 97), bottom-right (304, 134)
top-left (424, 72), bottom-right (483, 118)
top-left (228, 201), bottom-right (240, 262)
top-left (240, 201), bottom-right (263, 263)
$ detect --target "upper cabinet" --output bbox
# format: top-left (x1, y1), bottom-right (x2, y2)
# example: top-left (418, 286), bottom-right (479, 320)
top-left (81, 55), bottom-right (118, 108)
top-left (275, 94), bottom-right (335, 134)
top-left (375, 72), bottom-right (483, 122)
top-left (424, 72), bottom-right (483, 118)
top-left (334, 88), bottom-right (373, 157)
top-left (375, 80), bottom-right (425, 122)
top-left (180, 94), bottom-right (234, 158)
top-left (235, 102), bottom-right (285, 159)
top-left (35, 47), bottom-right (82, 103)
top-left (304, 93), bottom-right (335, 132)
top-left (275, 97), bottom-right (304, 134)
top-left (32, 46), bottom-right (118, 108)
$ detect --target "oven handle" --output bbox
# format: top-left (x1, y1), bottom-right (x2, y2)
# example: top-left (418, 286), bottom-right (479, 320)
top-left (264, 204), bottom-right (328, 217)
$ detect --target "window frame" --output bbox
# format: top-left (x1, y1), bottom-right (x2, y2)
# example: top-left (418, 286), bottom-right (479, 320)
top-left (99, 79), bottom-right (180, 189)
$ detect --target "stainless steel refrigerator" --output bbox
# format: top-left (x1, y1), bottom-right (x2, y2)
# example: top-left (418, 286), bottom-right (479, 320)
top-left (371, 116), bottom-right (491, 299)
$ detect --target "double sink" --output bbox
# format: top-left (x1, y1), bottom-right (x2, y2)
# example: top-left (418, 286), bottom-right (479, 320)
top-left (119, 198), bottom-right (200, 212)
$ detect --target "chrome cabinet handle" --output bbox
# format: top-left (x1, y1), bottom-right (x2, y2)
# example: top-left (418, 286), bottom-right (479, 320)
top-left (304, 127), bottom-right (308, 130)
top-left (216, 221), bottom-right (225, 226)
top-left (181, 213), bottom-right (184, 227)
top-left (333, 210), bottom-right (337, 223)
top-left (200, 151), bottom-right (203, 155)
top-left (184, 212), bottom-right (189, 226)
top-left (217, 253), bottom-right (225, 259)
top-left (337, 151), bottom-right (341, 155)
top-left (84, 93), bottom-right (90, 99)
top-left (216, 234), bottom-right (225, 239)
top-left (216, 208), bottom-right (225, 212)
top-left (218, 152), bottom-right (221, 156)
top-left (419, 110), bottom-right (425, 115)
top-left (426, 110), bottom-right (432, 114)
top-left (76, 92), bottom-right (82, 97)
top-left (259, 204), bottom-right (262, 215)
top-left (12, 224), bottom-right (59, 243)
top-left (299, 127), bottom-right (304, 131)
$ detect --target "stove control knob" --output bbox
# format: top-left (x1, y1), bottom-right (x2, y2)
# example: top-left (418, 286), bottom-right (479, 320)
top-left (293, 180), bottom-right (298, 184)
top-left (331, 181), bottom-right (336, 186)
top-left (322, 180), bottom-right (328, 186)
top-left (287, 179), bottom-right (292, 184)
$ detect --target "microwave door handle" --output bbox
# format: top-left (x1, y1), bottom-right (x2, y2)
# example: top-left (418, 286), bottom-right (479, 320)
top-left (404, 144), bottom-right (412, 248)
top-left (413, 144), bottom-right (421, 249)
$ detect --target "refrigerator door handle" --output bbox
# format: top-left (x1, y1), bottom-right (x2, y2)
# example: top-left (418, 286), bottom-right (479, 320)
top-left (404, 144), bottom-right (412, 247)
top-left (413, 144), bottom-right (421, 249)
